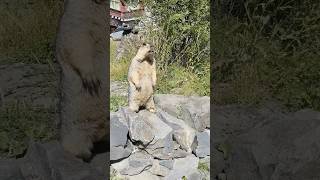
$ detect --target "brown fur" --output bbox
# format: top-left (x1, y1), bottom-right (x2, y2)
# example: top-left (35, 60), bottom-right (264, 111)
top-left (128, 43), bottom-right (156, 113)
top-left (55, 0), bottom-right (108, 160)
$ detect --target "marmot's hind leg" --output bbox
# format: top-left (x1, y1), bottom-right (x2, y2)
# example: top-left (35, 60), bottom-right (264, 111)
top-left (146, 96), bottom-right (156, 113)
top-left (129, 101), bottom-right (139, 113)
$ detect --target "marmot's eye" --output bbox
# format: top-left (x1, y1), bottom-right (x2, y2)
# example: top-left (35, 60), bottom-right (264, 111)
top-left (142, 43), bottom-right (146, 46)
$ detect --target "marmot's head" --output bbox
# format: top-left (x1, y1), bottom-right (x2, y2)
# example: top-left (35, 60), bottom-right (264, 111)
top-left (135, 43), bottom-right (154, 62)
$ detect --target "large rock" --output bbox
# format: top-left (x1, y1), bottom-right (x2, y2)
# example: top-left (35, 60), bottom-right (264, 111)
top-left (213, 105), bottom-right (320, 180)
top-left (192, 130), bottom-right (210, 158)
top-left (159, 159), bottom-right (174, 170)
top-left (0, 159), bottom-right (24, 180)
top-left (0, 141), bottom-right (107, 180)
top-left (180, 96), bottom-right (210, 131)
top-left (165, 154), bottom-right (200, 180)
top-left (110, 112), bottom-right (132, 161)
top-left (158, 109), bottom-right (196, 153)
top-left (19, 142), bottom-right (52, 179)
top-left (111, 144), bottom-right (133, 162)
top-left (89, 152), bottom-right (108, 177)
top-left (126, 170), bottom-right (162, 180)
top-left (154, 94), bottom-right (188, 118)
top-left (138, 110), bottom-right (173, 147)
top-left (155, 94), bottom-right (210, 132)
top-left (149, 159), bottom-right (170, 177)
top-left (125, 109), bottom-right (174, 159)
top-left (41, 141), bottom-right (106, 180)
top-left (126, 110), bottom-right (155, 146)
top-left (120, 151), bottom-right (153, 176)
top-left (110, 112), bottom-right (128, 147)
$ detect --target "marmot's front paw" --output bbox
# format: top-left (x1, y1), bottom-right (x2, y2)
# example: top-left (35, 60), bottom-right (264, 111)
top-left (135, 84), bottom-right (141, 91)
top-left (81, 72), bottom-right (101, 96)
top-left (148, 107), bottom-right (156, 113)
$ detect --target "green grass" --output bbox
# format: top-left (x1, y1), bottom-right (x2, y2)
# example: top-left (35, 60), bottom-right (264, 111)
top-left (110, 95), bottom-right (127, 112)
top-left (0, 101), bottom-right (57, 158)
top-left (110, 168), bottom-right (125, 180)
top-left (198, 161), bottom-right (209, 172)
top-left (198, 160), bottom-right (210, 180)
top-left (0, 0), bottom-right (63, 65)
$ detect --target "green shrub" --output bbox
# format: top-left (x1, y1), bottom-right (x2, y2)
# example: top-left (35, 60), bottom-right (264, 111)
top-left (143, 0), bottom-right (210, 72)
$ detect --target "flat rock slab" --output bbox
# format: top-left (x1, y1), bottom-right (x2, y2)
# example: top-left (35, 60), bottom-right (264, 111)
top-left (120, 151), bottom-right (153, 176)
top-left (165, 154), bottom-right (200, 180)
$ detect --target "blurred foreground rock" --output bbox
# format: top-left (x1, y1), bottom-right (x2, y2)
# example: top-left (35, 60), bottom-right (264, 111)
top-left (0, 141), bottom-right (107, 180)
top-left (212, 105), bottom-right (320, 180)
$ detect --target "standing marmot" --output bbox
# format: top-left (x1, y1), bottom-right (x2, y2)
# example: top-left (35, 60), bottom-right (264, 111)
top-left (55, 0), bottom-right (108, 160)
top-left (128, 43), bottom-right (156, 113)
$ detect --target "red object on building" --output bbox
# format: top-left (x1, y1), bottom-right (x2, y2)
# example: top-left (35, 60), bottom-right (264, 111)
top-left (110, 0), bottom-right (144, 32)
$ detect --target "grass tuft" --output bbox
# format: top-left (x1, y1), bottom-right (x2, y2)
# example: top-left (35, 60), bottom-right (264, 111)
top-left (0, 0), bottom-right (63, 65)
top-left (110, 95), bottom-right (127, 112)
top-left (0, 101), bottom-right (57, 158)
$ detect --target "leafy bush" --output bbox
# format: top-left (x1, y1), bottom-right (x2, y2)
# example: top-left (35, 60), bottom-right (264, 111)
top-left (143, 0), bottom-right (210, 73)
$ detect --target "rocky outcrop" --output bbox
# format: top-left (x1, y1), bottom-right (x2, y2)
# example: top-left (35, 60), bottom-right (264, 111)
top-left (110, 94), bottom-right (210, 180)
top-left (212, 105), bottom-right (320, 180)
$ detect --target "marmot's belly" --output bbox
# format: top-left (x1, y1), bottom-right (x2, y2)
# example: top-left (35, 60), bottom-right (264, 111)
top-left (135, 77), bottom-right (153, 104)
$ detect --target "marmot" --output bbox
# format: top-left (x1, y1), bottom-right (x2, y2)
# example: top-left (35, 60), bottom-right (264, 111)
top-left (128, 43), bottom-right (156, 113)
top-left (55, 0), bottom-right (108, 160)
